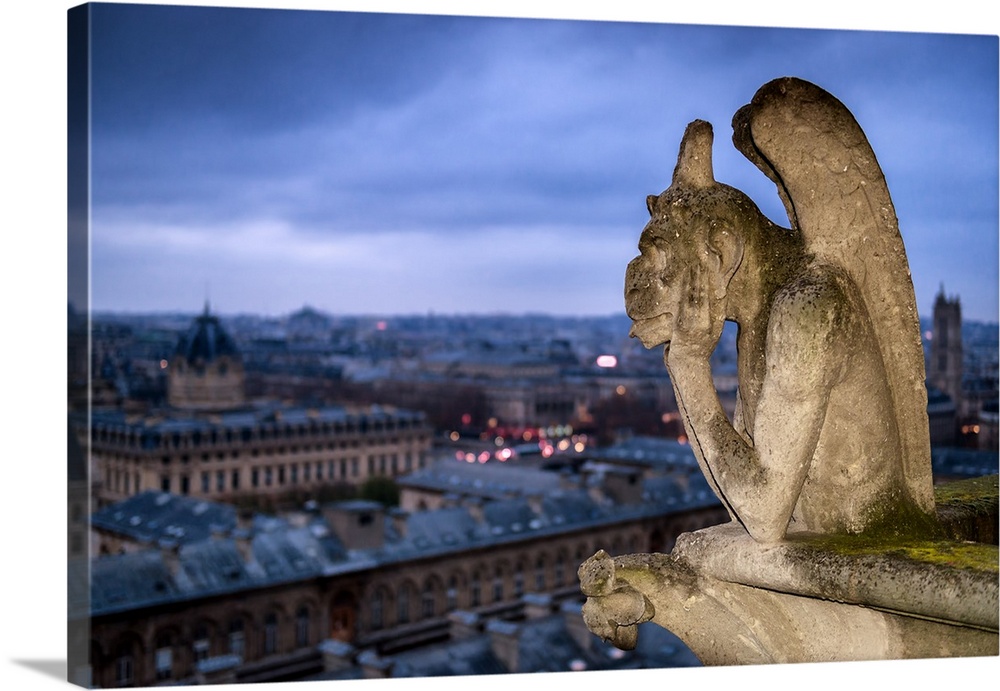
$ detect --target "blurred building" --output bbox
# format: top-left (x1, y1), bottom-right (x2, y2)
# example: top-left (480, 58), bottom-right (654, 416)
top-left (930, 446), bottom-right (999, 483)
top-left (80, 461), bottom-right (725, 687)
top-left (926, 385), bottom-right (958, 446)
top-left (926, 287), bottom-right (999, 450)
top-left (167, 303), bottom-right (246, 410)
top-left (308, 600), bottom-right (700, 680)
top-left (79, 308), bottom-right (433, 508)
top-left (929, 286), bottom-right (964, 410)
top-left (84, 402), bottom-right (431, 508)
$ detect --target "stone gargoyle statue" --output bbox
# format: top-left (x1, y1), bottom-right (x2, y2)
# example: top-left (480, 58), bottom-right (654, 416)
top-left (580, 77), bottom-right (946, 655)
top-left (626, 76), bottom-right (938, 542)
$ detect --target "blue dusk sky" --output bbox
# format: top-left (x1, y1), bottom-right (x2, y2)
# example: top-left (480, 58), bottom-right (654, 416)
top-left (0, 6), bottom-right (998, 691)
top-left (84, 2), bottom-right (999, 321)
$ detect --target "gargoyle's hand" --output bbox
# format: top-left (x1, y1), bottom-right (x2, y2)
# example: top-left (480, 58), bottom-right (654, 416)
top-left (665, 262), bottom-right (723, 367)
top-left (578, 550), bottom-right (654, 651)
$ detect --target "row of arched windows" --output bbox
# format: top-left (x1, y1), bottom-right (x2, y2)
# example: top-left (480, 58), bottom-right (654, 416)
top-left (363, 533), bottom-right (643, 631)
top-left (98, 600), bottom-right (328, 688)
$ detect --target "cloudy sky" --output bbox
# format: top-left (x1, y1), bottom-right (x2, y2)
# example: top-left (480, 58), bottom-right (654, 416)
top-left (0, 5), bottom-right (997, 691)
top-left (84, 2), bottom-right (998, 320)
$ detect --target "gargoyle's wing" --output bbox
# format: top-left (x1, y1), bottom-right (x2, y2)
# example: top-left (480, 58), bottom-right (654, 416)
top-left (732, 77), bottom-right (934, 514)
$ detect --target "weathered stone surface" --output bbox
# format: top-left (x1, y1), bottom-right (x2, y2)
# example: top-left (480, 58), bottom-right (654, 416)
top-left (625, 77), bottom-right (935, 542)
top-left (583, 78), bottom-right (1000, 665)
top-left (579, 520), bottom-right (999, 664)
top-left (675, 522), bottom-right (998, 631)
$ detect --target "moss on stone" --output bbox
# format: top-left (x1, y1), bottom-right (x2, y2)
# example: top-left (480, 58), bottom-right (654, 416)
top-left (776, 476), bottom-right (1000, 580)
top-left (886, 541), bottom-right (998, 572)
top-left (934, 474), bottom-right (999, 510)
top-left (933, 475), bottom-right (999, 544)
top-left (792, 532), bottom-right (998, 574)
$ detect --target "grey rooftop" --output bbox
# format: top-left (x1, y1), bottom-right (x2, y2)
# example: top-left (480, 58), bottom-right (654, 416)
top-left (91, 490), bottom-right (237, 546)
top-left (88, 472), bottom-right (721, 616)
top-left (397, 460), bottom-right (563, 499)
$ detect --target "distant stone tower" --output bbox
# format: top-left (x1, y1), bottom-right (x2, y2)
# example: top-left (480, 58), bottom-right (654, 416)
top-left (167, 303), bottom-right (246, 410)
top-left (929, 285), bottom-right (963, 412)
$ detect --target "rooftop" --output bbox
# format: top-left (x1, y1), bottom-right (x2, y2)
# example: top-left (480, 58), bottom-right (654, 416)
top-left (91, 491), bottom-right (238, 546)
top-left (88, 470), bottom-right (721, 616)
top-left (397, 461), bottom-right (563, 499)
top-left (585, 436), bottom-right (701, 472)
top-left (174, 304), bottom-right (241, 364)
top-left (83, 401), bottom-right (428, 438)
top-left (309, 603), bottom-right (699, 679)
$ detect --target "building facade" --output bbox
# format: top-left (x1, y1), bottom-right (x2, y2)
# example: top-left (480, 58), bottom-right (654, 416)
top-left (82, 470), bottom-right (725, 687)
top-left (85, 404), bottom-right (432, 507)
top-left (81, 308), bottom-right (434, 507)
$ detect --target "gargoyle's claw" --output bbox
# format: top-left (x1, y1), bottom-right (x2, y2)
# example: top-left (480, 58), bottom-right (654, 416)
top-left (578, 549), bottom-right (616, 597)
top-left (611, 623), bottom-right (639, 651)
top-left (582, 597), bottom-right (616, 641)
top-left (580, 552), bottom-right (654, 652)
top-left (583, 599), bottom-right (644, 651)
top-left (601, 589), bottom-right (653, 626)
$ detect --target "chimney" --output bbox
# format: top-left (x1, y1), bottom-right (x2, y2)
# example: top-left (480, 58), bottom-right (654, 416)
top-left (464, 496), bottom-right (485, 523)
top-left (586, 473), bottom-right (609, 505)
top-left (286, 511), bottom-right (310, 528)
top-left (237, 509), bottom-right (254, 531)
top-left (558, 468), bottom-right (581, 491)
top-left (674, 470), bottom-right (691, 493)
top-left (321, 501), bottom-right (385, 550)
top-left (486, 620), bottom-right (520, 673)
top-left (159, 538), bottom-right (182, 577)
top-left (357, 650), bottom-right (394, 679)
top-left (388, 507), bottom-right (409, 538)
top-left (232, 527), bottom-right (254, 564)
top-left (602, 468), bottom-right (644, 505)
top-left (318, 639), bottom-right (356, 673)
top-left (588, 488), bottom-right (608, 506)
top-left (230, 509), bottom-right (253, 564)
top-left (526, 492), bottom-right (544, 516)
top-left (522, 593), bottom-right (554, 620)
top-left (448, 610), bottom-right (481, 640)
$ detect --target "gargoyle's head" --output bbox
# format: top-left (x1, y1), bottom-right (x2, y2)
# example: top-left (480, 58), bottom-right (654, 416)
top-left (625, 120), bottom-right (751, 349)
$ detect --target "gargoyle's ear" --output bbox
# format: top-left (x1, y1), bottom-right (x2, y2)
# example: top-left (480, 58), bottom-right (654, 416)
top-left (672, 120), bottom-right (715, 189)
top-left (646, 195), bottom-right (658, 217)
top-left (706, 223), bottom-right (745, 299)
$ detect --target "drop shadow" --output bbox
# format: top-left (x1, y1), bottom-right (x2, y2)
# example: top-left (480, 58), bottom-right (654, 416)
top-left (10, 659), bottom-right (66, 682)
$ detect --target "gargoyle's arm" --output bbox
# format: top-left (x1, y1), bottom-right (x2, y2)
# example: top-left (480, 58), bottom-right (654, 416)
top-left (668, 275), bottom-right (849, 542)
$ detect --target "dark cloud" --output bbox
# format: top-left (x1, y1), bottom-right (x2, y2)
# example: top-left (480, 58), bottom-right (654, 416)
top-left (90, 6), bottom-right (473, 132)
top-left (88, 6), bottom-right (998, 320)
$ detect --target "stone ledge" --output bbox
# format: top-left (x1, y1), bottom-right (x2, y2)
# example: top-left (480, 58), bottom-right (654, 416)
top-left (935, 474), bottom-right (999, 544)
top-left (674, 522), bottom-right (999, 631)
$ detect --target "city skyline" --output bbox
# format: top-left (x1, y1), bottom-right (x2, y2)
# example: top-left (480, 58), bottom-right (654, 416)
top-left (85, 4), bottom-right (999, 321)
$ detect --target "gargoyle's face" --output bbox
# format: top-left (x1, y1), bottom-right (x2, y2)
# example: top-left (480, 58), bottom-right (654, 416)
top-left (624, 196), bottom-right (697, 349)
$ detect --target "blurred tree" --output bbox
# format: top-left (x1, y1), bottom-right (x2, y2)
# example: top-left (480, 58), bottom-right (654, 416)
top-left (359, 476), bottom-right (400, 507)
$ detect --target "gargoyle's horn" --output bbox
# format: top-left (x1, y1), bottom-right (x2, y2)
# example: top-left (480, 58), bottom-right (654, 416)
top-left (672, 119), bottom-right (715, 189)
